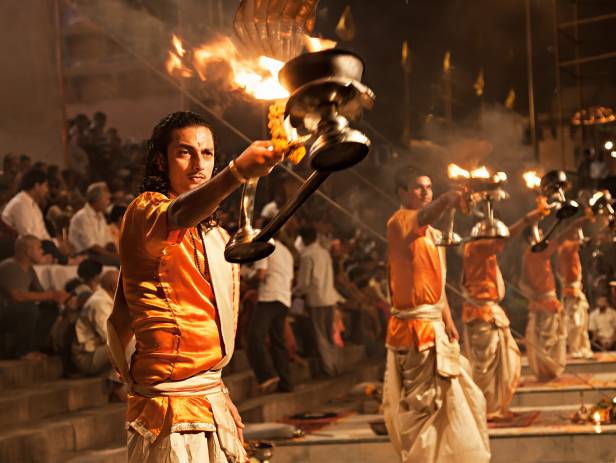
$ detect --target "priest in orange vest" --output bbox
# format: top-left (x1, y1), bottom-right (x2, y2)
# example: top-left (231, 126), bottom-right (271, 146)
top-left (462, 208), bottom-right (543, 419)
top-left (382, 166), bottom-right (490, 463)
top-left (520, 217), bottom-right (586, 381)
top-left (107, 112), bottom-right (282, 463)
top-left (555, 224), bottom-right (593, 358)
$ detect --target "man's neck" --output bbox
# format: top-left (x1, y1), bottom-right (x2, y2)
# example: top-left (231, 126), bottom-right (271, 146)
top-left (24, 190), bottom-right (38, 204)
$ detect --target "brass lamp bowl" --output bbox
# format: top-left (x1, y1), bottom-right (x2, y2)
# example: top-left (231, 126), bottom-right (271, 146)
top-left (540, 170), bottom-right (579, 219)
top-left (279, 49), bottom-right (374, 171)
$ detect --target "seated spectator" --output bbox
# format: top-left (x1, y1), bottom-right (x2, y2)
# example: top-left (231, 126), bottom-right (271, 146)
top-left (0, 235), bottom-right (68, 359)
top-left (51, 258), bottom-right (103, 373)
top-left (2, 168), bottom-right (52, 240)
top-left (71, 269), bottom-right (118, 375)
top-left (0, 153), bottom-right (19, 195)
top-left (247, 229), bottom-right (295, 393)
top-left (18, 154), bottom-right (32, 175)
top-left (589, 296), bottom-right (616, 350)
top-left (68, 182), bottom-right (119, 266)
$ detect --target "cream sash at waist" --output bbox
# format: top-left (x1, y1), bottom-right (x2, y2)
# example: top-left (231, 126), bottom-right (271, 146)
top-left (132, 370), bottom-right (245, 463)
top-left (132, 370), bottom-right (223, 398)
top-left (390, 304), bottom-right (442, 321)
top-left (390, 305), bottom-right (460, 378)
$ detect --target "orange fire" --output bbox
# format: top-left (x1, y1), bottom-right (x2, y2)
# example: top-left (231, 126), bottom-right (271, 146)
top-left (165, 33), bottom-right (336, 100)
top-left (165, 35), bottom-right (288, 100)
top-left (470, 166), bottom-right (490, 178)
top-left (523, 170), bottom-right (542, 190)
top-left (304, 35), bottom-right (337, 53)
top-left (448, 163), bottom-right (470, 179)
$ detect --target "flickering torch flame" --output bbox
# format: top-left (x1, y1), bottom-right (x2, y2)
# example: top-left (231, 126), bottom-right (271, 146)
top-left (523, 171), bottom-right (542, 190)
top-left (165, 34), bottom-right (289, 100)
top-left (304, 35), bottom-right (337, 53)
top-left (592, 411), bottom-right (602, 434)
top-left (448, 163), bottom-right (470, 179)
top-left (470, 166), bottom-right (490, 179)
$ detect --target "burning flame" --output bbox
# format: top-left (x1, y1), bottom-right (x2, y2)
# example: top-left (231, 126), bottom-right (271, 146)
top-left (523, 171), bottom-right (542, 190)
top-left (166, 35), bottom-right (289, 100)
top-left (304, 35), bottom-right (337, 53)
top-left (470, 166), bottom-right (490, 178)
top-left (592, 411), bottom-right (602, 434)
top-left (448, 163), bottom-right (470, 179)
top-left (448, 164), bottom-right (497, 180)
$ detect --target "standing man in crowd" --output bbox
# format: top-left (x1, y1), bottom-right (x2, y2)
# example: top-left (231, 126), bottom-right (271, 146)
top-left (382, 166), bottom-right (490, 463)
top-left (295, 225), bottom-right (343, 376)
top-left (69, 181), bottom-right (119, 266)
top-left (247, 228), bottom-right (295, 393)
top-left (0, 235), bottom-right (68, 359)
top-left (107, 111), bottom-right (282, 463)
top-left (461, 207), bottom-right (543, 419)
top-left (555, 224), bottom-right (593, 358)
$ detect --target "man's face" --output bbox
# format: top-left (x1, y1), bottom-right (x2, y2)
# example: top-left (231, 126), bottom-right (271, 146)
top-left (32, 181), bottom-right (49, 204)
top-left (399, 175), bottom-right (433, 209)
top-left (164, 126), bottom-right (215, 197)
top-left (92, 189), bottom-right (111, 213)
top-left (597, 297), bottom-right (609, 311)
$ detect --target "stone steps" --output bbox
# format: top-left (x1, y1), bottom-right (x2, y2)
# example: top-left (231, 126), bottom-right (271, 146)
top-left (64, 445), bottom-right (126, 463)
top-left (521, 352), bottom-right (616, 377)
top-left (512, 372), bottom-right (616, 408)
top-left (0, 376), bottom-right (111, 428)
top-left (0, 403), bottom-right (125, 463)
top-left (0, 357), bottom-right (63, 391)
top-left (272, 405), bottom-right (616, 463)
top-left (239, 361), bottom-right (382, 423)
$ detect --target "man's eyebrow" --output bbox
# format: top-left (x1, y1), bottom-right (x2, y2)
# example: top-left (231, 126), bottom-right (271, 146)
top-left (176, 143), bottom-right (197, 151)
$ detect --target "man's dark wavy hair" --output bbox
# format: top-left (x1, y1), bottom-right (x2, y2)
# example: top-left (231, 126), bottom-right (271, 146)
top-left (141, 111), bottom-right (221, 227)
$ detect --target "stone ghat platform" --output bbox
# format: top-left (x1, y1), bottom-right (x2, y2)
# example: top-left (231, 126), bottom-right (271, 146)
top-left (269, 405), bottom-right (616, 463)
top-left (521, 352), bottom-right (616, 377)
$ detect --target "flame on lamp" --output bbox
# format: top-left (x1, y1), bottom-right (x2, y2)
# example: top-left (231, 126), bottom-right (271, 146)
top-left (470, 166), bottom-right (490, 179)
top-left (448, 163), bottom-right (470, 179)
top-left (523, 170), bottom-right (542, 190)
top-left (304, 35), bottom-right (337, 53)
top-left (592, 411), bottom-right (602, 434)
top-left (165, 34), bottom-right (289, 100)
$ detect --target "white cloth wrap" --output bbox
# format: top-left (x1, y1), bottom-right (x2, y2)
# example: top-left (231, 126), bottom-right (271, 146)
top-left (561, 285), bottom-right (592, 358)
top-left (462, 300), bottom-right (521, 418)
top-left (130, 370), bottom-right (246, 463)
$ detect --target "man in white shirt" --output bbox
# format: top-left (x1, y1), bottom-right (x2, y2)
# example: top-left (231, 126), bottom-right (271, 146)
top-left (248, 234), bottom-right (294, 393)
top-left (69, 182), bottom-right (118, 266)
top-left (2, 168), bottom-right (51, 240)
top-left (296, 226), bottom-right (343, 376)
top-left (72, 269), bottom-right (119, 374)
top-left (589, 296), bottom-right (616, 350)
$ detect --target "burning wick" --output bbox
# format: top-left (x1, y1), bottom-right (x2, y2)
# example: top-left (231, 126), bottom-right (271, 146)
top-left (592, 411), bottom-right (602, 434)
top-left (523, 170), bottom-right (542, 190)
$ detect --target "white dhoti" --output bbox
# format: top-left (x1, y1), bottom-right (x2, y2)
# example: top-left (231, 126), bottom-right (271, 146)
top-left (562, 290), bottom-right (593, 358)
top-left (525, 308), bottom-right (567, 381)
top-left (463, 303), bottom-right (521, 418)
top-left (126, 370), bottom-right (247, 463)
top-left (383, 308), bottom-right (490, 463)
top-left (128, 429), bottom-right (230, 463)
